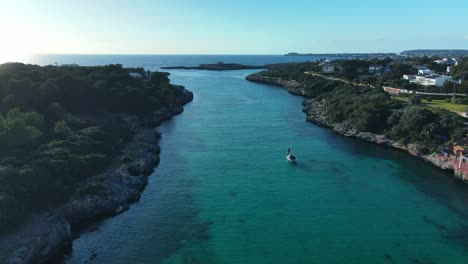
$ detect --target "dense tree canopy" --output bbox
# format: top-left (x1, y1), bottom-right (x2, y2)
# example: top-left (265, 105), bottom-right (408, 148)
top-left (0, 63), bottom-right (183, 232)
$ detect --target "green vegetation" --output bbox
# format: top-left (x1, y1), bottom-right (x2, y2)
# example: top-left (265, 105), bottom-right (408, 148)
top-left (395, 97), bottom-right (468, 113)
top-left (0, 63), bottom-right (184, 233)
top-left (423, 99), bottom-right (468, 113)
top-left (255, 67), bottom-right (466, 152)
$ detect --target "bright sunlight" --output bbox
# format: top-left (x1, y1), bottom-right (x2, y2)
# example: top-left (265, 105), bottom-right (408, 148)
top-left (0, 13), bottom-right (30, 63)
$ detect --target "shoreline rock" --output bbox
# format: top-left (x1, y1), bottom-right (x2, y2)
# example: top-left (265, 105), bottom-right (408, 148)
top-left (5, 86), bottom-right (193, 264)
top-left (246, 73), bottom-right (463, 180)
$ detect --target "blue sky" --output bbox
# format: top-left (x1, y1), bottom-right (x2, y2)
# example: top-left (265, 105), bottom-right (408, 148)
top-left (0, 0), bottom-right (467, 55)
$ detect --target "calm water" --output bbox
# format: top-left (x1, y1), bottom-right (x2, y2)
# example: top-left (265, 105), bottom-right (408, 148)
top-left (27, 55), bottom-right (468, 264)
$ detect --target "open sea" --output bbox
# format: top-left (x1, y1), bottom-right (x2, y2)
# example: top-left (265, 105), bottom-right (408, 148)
top-left (23, 55), bottom-right (468, 263)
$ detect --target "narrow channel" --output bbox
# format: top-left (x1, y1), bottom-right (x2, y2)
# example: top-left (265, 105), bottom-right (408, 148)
top-left (67, 69), bottom-right (468, 264)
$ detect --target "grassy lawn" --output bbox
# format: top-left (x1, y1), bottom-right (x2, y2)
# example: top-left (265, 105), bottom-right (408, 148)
top-left (422, 99), bottom-right (468, 113)
top-left (392, 97), bottom-right (468, 114)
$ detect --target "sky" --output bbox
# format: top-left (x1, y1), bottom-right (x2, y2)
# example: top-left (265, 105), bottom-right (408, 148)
top-left (0, 0), bottom-right (467, 58)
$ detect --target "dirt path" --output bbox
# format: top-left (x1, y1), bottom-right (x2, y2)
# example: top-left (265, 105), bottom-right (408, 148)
top-left (304, 71), bottom-right (373, 87)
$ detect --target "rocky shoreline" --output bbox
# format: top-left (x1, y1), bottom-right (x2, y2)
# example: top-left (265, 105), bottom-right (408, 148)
top-left (246, 73), bottom-right (467, 182)
top-left (4, 86), bottom-right (193, 264)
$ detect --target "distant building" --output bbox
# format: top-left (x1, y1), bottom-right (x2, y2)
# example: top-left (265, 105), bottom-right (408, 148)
top-left (318, 59), bottom-right (331, 66)
top-left (447, 66), bottom-right (453, 73)
top-left (418, 69), bottom-right (434, 75)
top-left (368, 65), bottom-right (382, 74)
top-left (434, 58), bottom-right (456, 65)
top-left (129, 72), bottom-right (143, 78)
top-left (383, 86), bottom-right (410, 95)
top-left (322, 65), bottom-right (335, 74)
top-left (411, 74), bottom-right (451, 87)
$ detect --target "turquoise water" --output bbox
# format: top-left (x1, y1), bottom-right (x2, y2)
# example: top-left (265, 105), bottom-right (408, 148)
top-left (62, 68), bottom-right (468, 264)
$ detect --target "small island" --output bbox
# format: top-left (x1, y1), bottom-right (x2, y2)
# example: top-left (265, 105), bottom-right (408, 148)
top-left (161, 61), bottom-right (267, 71)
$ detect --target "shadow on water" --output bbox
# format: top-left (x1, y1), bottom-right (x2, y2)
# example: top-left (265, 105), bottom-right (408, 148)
top-left (61, 118), bottom-right (214, 264)
top-left (142, 122), bottom-right (214, 263)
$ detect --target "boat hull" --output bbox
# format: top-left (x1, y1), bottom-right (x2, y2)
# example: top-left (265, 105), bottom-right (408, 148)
top-left (286, 155), bottom-right (296, 164)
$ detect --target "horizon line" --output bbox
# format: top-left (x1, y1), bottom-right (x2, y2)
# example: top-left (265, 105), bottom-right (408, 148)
top-left (29, 50), bottom-right (467, 56)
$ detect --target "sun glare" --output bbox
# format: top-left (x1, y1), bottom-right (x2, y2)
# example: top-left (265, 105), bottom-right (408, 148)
top-left (0, 32), bottom-right (30, 63)
top-left (0, 46), bottom-right (28, 64)
top-left (0, 15), bottom-right (30, 63)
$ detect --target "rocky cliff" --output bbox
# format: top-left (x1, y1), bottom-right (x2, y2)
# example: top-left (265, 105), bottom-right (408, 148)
top-left (5, 86), bottom-right (193, 264)
top-left (245, 74), bottom-right (307, 96)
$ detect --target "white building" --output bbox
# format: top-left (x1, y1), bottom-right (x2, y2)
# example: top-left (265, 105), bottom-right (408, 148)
top-left (318, 59), bottom-right (331, 66)
top-left (322, 65), bottom-right (335, 74)
top-left (418, 69), bottom-right (434, 75)
top-left (411, 74), bottom-right (451, 87)
top-left (434, 58), bottom-right (457, 65)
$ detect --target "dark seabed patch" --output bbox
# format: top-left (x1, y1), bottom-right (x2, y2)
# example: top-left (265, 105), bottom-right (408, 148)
top-left (228, 190), bottom-right (239, 198)
top-left (409, 256), bottom-right (436, 264)
top-left (443, 222), bottom-right (468, 250)
top-left (422, 216), bottom-right (449, 232)
top-left (327, 164), bottom-right (350, 184)
top-left (193, 221), bottom-right (213, 241)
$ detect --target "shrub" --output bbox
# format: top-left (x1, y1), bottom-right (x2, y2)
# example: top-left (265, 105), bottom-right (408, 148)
top-left (410, 95), bottom-right (422, 105)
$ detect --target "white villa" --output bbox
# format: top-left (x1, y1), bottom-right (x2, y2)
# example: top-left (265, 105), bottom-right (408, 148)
top-left (322, 65), bottom-right (335, 74)
top-left (411, 74), bottom-right (451, 87)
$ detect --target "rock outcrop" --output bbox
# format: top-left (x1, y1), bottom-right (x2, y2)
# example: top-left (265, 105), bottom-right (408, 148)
top-left (246, 74), bottom-right (307, 96)
top-left (5, 87), bottom-right (193, 264)
top-left (8, 215), bottom-right (71, 264)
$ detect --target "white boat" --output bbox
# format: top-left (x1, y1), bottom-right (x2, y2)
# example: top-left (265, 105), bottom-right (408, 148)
top-left (286, 148), bottom-right (296, 164)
